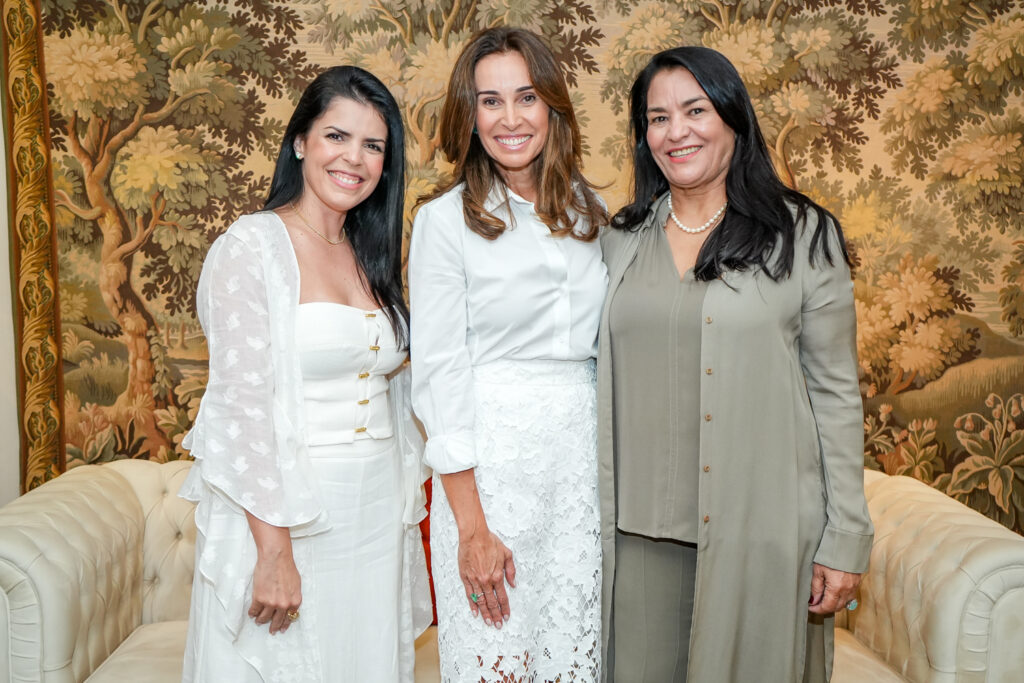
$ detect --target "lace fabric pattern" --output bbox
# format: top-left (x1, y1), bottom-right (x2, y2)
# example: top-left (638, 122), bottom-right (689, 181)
top-left (431, 359), bottom-right (602, 682)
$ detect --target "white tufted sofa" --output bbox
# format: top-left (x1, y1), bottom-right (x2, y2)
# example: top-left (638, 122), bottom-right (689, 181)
top-left (4, 462), bottom-right (1024, 683)
top-left (0, 459), bottom-right (195, 683)
top-left (832, 469), bottom-right (1024, 683)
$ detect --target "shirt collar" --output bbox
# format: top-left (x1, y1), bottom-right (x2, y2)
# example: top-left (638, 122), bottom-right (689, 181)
top-left (483, 183), bottom-right (535, 213)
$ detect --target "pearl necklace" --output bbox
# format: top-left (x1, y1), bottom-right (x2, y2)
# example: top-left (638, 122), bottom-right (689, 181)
top-left (291, 202), bottom-right (346, 245)
top-left (668, 197), bottom-right (728, 234)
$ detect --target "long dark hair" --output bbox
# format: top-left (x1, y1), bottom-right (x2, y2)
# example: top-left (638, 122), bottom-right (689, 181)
top-left (612, 46), bottom-right (850, 281)
top-left (419, 27), bottom-right (607, 241)
top-left (266, 66), bottom-right (409, 346)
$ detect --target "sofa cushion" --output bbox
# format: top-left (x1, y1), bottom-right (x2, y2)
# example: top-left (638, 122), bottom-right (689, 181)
top-left (832, 627), bottom-right (907, 683)
top-left (85, 621), bottom-right (187, 683)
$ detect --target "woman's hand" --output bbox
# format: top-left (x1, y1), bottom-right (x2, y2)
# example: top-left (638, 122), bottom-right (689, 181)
top-left (458, 525), bottom-right (517, 629)
top-left (440, 469), bottom-right (517, 629)
top-left (808, 563), bottom-right (862, 615)
top-left (245, 512), bottom-right (302, 634)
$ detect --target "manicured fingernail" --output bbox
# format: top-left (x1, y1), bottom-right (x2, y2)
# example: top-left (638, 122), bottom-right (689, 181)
top-left (484, 618), bottom-right (492, 626)
top-left (495, 621), bottom-right (503, 630)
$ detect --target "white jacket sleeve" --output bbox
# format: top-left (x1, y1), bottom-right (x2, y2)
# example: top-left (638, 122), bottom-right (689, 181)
top-left (408, 202), bottom-right (478, 474)
top-left (182, 231), bottom-right (322, 528)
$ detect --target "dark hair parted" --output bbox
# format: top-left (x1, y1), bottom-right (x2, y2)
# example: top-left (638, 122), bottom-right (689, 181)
top-left (421, 27), bottom-right (607, 241)
top-left (265, 66), bottom-right (409, 346)
top-left (612, 46), bottom-right (851, 281)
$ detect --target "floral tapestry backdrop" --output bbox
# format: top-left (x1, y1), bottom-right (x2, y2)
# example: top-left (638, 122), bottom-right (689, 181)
top-left (6, 0), bottom-right (1023, 530)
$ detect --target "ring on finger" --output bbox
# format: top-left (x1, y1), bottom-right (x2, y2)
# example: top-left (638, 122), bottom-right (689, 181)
top-left (286, 609), bottom-right (300, 621)
top-left (470, 592), bottom-right (483, 603)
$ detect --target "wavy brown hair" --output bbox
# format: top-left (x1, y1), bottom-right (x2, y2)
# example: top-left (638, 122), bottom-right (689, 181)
top-left (419, 27), bottom-right (607, 241)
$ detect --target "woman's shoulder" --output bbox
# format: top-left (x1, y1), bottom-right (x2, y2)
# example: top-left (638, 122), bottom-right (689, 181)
top-left (601, 194), bottom-right (663, 247)
top-left (411, 185), bottom-right (470, 251)
top-left (221, 211), bottom-right (284, 243)
top-left (417, 183), bottom-right (466, 218)
top-left (599, 222), bottom-right (637, 257)
top-left (782, 199), bottom-right (850, 278)
top-left (204, 211), bottom-right (291, 262)
top-left (785, 199), bottom-right (840, 248)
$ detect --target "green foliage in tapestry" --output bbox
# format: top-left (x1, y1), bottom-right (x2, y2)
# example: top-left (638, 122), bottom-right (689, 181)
top-left (43, 0), bottom-right (317, 461)
top-left (596, 0), bottom-right (900, 184)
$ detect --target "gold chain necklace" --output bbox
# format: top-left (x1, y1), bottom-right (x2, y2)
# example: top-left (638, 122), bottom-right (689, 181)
top-left (291, 202), bottom-right (346, 245)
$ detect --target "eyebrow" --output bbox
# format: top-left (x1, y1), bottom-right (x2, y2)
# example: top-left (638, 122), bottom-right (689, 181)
top-left (476, 85), bottom-right (535, 96)
top-left (647, 96), bottom-right (709, 113)
top-left (325, 125), bottom-right (386, 144)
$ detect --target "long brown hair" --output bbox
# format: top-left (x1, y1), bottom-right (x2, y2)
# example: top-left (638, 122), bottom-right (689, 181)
top-left (419, 27), bottom-right (607, 241)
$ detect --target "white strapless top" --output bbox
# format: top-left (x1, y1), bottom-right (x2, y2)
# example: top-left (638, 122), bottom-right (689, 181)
top-left (296, 303), bottom-right (406, 445)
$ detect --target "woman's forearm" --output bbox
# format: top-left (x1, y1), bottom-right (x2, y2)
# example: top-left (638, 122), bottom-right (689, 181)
top-left (440, 469), bottom-right (489, 541)
top-left (245, 511), bottom-right (294, 560)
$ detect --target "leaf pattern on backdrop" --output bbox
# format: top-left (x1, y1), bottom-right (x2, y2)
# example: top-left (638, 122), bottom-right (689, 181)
top-left (30, 0), bottom-right (1024, 533)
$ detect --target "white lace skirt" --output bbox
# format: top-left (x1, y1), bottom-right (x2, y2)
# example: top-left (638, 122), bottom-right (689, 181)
top-left (430, 359), bottom-right (602, 682)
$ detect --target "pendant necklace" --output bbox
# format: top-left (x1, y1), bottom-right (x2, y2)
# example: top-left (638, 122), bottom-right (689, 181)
top-left (668, 196), bottom-right (728, 234)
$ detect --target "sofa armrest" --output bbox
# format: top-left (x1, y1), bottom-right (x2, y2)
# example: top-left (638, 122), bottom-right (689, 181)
top-left (849, 473), bottom-right (1024, 682)
top-left (0, 466), bottom-right (145, 683)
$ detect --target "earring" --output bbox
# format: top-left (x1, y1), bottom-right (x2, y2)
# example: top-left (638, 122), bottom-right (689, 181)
top-left (295, 150), bottom-right (304, 160)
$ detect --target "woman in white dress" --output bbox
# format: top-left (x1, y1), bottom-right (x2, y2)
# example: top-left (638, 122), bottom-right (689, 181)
top-left (180, 66), bottom-right (431, 683)
top-left (409, 27), bottom-right (608, 682)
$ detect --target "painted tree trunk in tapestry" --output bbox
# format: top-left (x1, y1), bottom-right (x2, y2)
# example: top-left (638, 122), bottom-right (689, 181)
top-left (26, 0), bottom-right (1023, 532)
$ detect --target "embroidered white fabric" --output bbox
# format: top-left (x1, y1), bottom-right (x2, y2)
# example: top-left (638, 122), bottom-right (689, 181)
top-left (429, 359), bottom-right (602, 682)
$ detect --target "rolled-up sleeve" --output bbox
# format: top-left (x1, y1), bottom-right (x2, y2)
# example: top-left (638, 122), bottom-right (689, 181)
top-left (408, 202), bottom-right (477, 474)
top-left (800, 219), bottom-right (874, 573)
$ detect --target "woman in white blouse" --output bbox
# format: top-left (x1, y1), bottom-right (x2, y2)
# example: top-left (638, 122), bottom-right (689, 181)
top-left (409, 27), bottom-right (608, 682)
top-left (180, 66), bottom-right (431, 682)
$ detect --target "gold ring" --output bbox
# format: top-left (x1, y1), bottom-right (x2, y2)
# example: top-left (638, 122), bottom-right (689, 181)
top-left (287, 609), bottom-right (299, 621)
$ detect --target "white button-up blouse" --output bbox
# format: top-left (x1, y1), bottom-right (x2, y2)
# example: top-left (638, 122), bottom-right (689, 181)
top-left (408, 184), bottom-right (608, 474)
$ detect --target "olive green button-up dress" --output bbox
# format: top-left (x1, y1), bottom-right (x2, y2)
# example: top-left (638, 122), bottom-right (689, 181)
top-left (608, 199), bottom-right (707, 542)
top-left (597, 195), bottom-right (874, 683)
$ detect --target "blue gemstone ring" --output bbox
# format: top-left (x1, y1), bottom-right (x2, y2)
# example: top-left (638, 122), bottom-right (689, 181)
top-left (846, 599), bottom-right (859, 611)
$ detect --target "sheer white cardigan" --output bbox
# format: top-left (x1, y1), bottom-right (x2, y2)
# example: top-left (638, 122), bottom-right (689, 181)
top-left (180, 212), bottom-right (431, 678)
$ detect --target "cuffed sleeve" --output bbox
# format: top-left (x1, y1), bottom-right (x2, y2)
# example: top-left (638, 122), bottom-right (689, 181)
top-left (408, 201), bottom-right (478, 474)
top-left (799, 218), bottom-right (874, 573)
